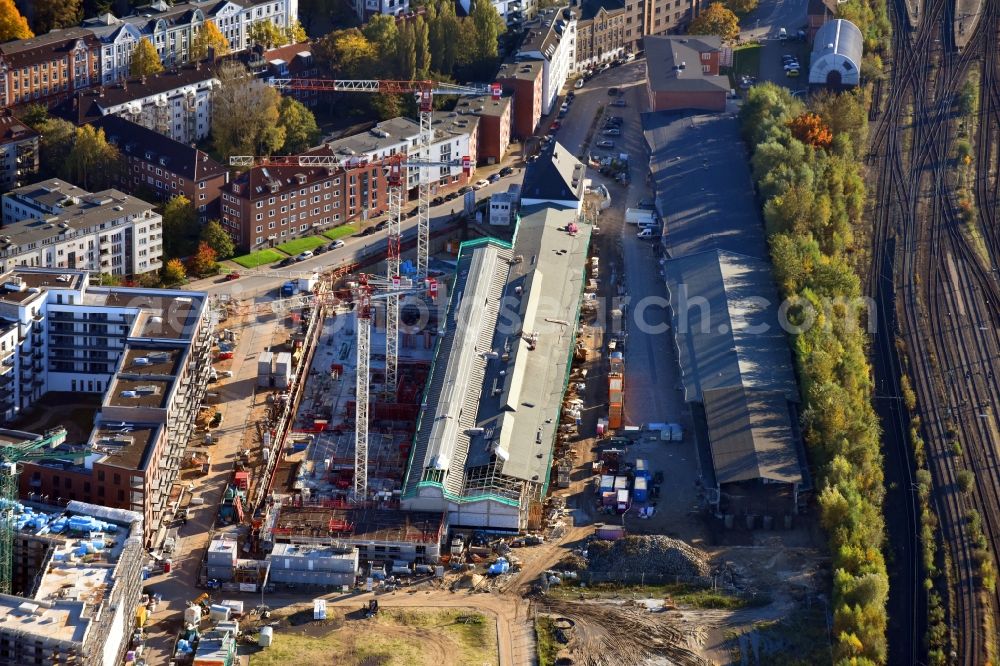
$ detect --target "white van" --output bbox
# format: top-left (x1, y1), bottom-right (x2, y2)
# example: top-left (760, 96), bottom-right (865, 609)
top-left (637, 228), bottom-right (655, 239)
top-left (778, 27), bottom-right (788, 40)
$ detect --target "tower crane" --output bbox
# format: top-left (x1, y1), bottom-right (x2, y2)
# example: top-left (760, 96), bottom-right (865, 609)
top-left (264, 77), bottom-right (500, 280)
top-left (0, 427), bottom-right (90, 594)
top-left (350, 274), bottom-right (428, 500)
top-left (228, 152), bottom-right (470, 398)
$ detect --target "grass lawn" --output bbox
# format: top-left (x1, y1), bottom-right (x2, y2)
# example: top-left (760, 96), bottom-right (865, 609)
top-left (729, 43), bottom-right (762, 85)
top-left (249, 609), bottom-right (498, 666)
top-left (231, 249), bottom-right (285, 269)
top-left (275, 236), bottom-right (328, 255)
top-left (323, 224), bottom-right (356, 240)
top-left (535, 616), bottom-right (561, 666)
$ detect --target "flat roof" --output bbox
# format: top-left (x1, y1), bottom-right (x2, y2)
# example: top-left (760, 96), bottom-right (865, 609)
top-left (121, 346), bottom-right (183, 377)
top-left (665, 249), bottom-right (798, 403)
top-left (703, 386), bottom-right (803, 486)
top-left (270, 542), bottom-right (358, 559)
top-left (89, 422), bottom-right (159, 470)
top-left (271, 505), bottom-right (445, 544)
top-left (107, 378), bottom-right (173, 408)
top-left (497, 59), bottom-right (543, 82)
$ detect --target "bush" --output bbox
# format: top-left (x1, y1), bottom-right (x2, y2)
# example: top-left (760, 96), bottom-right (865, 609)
top-left (957, 469), bottom-right (975, 493)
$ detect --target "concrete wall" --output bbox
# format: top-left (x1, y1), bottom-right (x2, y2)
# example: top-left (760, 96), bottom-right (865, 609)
top-left (648, 88), bottom-right (726, 113)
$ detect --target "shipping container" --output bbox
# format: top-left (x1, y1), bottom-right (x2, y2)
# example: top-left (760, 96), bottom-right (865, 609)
top-left (609, 402), bottom-right (623, 429)
top-left (633, 476), bottom-right (648, 503)
top-left (599, 475), bottom-right (615, 493)
top-left (257, 352), bottom-right (273, 388)
top-left (602, 491), bottom-right (617, 506)
top-left (634, 459), bottom-right (650, 479)
top-left (669, 423), bottom-right (684, 442)
top-left (613, 476), bottom-right (629, 491)
top-left (616, 489), bottom-right (630, 512)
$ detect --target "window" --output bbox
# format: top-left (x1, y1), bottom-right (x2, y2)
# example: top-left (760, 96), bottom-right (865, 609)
top-left (256, 201), bottom-right (264, 208)
top-left (256, 225), bottom-right (263, 232)
top-left (256, 213), bottom-right (263, 221)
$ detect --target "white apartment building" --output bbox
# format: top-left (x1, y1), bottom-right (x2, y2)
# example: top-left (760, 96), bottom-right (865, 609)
top-left (353, 0), bottom-right (408, 21)
top-left (82, 0), bottom-right (299, 83)
top-left (517, 7), bottom-right (577, 116)
top-left (1, 179), bottom-right (164, 277)
top-left (458, 0), bottom-right (531, 26)
top-left (0, 268), bottom-right (213, 545)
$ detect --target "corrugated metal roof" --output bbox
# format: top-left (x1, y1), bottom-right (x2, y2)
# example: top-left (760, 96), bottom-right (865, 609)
top-left (812, 19), bottom-right (863, 63)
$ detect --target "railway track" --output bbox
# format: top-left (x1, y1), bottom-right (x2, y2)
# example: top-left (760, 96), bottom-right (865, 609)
top-left (869, 0), bottom-right (1000, 661)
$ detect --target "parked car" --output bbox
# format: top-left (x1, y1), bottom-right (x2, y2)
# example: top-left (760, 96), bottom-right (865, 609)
top-left (277, 257), bottom-right (296, 267)
top-left (406, 208), bottom-right (419, 218)
top-left (608, 87), bottom-right (620, 96)
top-left (328, 240), bottom-right (346, 250)
top-left (778, 27), bottom-right (788, 40)
top-left (638, 199), bottom-right (655, 209)
top-left (611, 98), bottom-right (627, 107)
top-left (499, 166), bottom-right (514, 177)
top-left (374, 220), bottom-right (389, 231)
top-left (783, 61), bottom-right (800, 71)
top-left (473, 178), bottom-right (490, 190)
top-left (458, 185), bottom-right (473, 194)
top-left (360, 226), bottom-right (377, 236)
top-left (786, 68), bottom-right (800, 77)
top-left (603, 128), bottom-right (621, 136)
top-left (596, 140), bottom-right (615, 149)
top-left (224, 272), bottom-right (241, 281)
top-left (296, 250), bottom-right (313, 261)
top-left (313, 245), bottom-right (327, 255)
top-left (488, 173), bottom-right (502, 183)
top-left (432, 196), bottom-right (445, 206)
top-left (445, 191), bottom-right (459, 201)
top-left (606, 115), bottom-right (624, 125)
top-left (549, 121), bottom-right (562, 132)
top-left (574, 78), bottom-right (585, 89)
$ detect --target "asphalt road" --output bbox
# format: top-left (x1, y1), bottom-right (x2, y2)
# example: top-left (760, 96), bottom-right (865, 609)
top-left (190, 166), bottom-right (526, 300)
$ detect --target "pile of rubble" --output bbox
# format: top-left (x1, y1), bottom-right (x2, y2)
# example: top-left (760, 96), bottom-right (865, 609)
top-left (587, 535), bottom-right (710, 579)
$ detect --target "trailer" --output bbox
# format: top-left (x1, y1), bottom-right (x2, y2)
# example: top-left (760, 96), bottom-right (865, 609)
top-left (634, 459), bottom-right (650, 480)
top-left (625, 208), bottom-right (657, 225)
top-left (616, 489), bottom-right (630, 512)
top-left (633, 476), bottom-right (648, 503)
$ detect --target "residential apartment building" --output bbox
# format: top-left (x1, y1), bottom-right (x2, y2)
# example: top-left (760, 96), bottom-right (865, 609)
top-left (0, 28), bottom-right (100, 109)
top-left (624, 0), bottom-right (703, 50)
top-left (0, 109), bottom-right (39, 193)
top-left (91, 114), bottom-right (228, 221)
top-left (458, 0), bottom-right (532, 27)
top-left (0, 269), bottom-right (214, 545)
top-left (516, 7), bottom-right (577, 116)
top-left (575, 5), bottom-right (627, 70)
top-left (496, 59), bottom-right (543, 139)
top-left (354, 0), bottom-right (409, 22)
top-left (644, 35), bottom-right (727, 112)
top-left (0, 501), bottom-right (143, 665)
top-left (1, 179), bottom-right (164, 276)
top-left (248, 42), bottom-right (319, 107)
top-left (60, 64), bottom-right (220, 144)
top-left (455, 95), bottom-right (511, 165)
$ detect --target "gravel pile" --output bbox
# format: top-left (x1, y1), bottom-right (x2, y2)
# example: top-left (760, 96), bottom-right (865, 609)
top-left (587, 535), bottom-right (710, 578)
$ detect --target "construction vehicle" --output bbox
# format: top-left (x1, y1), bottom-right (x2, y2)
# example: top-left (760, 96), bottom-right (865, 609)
top-left (0, 427), bottom-right (89, 594)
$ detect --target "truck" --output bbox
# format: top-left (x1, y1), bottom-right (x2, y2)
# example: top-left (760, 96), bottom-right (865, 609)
top-left (633, 476), bottom-right (648, 503)
top-left (668, 423), bottom-right (684, 442)
top-left (281, 281), bottom-right (297, 297)
top-left (613, 475), bottom-right (629, 491)
top-left (297, 273), bottom-right (319, 293)
top-left (625, 207), bottom-right (657, 225)
top-left (608, 351), bottom-right (625, 429)
top-left (634, 459), bottom-right (650, 480)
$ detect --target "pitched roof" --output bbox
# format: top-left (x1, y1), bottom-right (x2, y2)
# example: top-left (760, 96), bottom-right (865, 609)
top-left (812, 18), bottom-right (863, 63)
top-left (0, 28), bottom-right (99, 69)
top-left (644, 35), bottom-right (730, 94)
top-left (703, 386), bottom-right (803, 486)
top-left (90, 115), bottom-right (227, 182)
top-left (520, 141), bottom-right (584, 203)
top-left (0, 110), bottom-right (38, 145)
top-left (519, 6), bottom-right (576, 61)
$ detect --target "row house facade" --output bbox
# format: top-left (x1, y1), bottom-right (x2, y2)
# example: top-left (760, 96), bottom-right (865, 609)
top-left (0, 109), bottom-right (39, 193)
top-left (575, 6), bottom-right (627, 71)
top-left (0, 28), bottom-right (100, 109)
top-left (516, 7), bottom-right (577, 116)
top-left (0, 0), bottom-right (297, 104)
top-left (92, 114), bottom-right (229, 221)
top-left (624, 0), bottom-right (705, 50)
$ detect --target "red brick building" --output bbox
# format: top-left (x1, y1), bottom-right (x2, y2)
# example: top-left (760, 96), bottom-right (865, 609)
top-left (456, 95), bottom-right (512, 165)
top-left (92, 114), bottom-right (228, 222)
top-left (496, 59), bottom-right (543, 140)
top-left (0, 28), bottom-right (100, 109)
top-left (220, 153), bottom-right (390, 251)
top-left (645, 36), bottom-right (728, 113)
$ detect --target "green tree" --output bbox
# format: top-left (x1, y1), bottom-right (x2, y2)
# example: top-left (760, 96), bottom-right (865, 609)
top-left (191, 20), bottom-right (230, 61)
top-left (36, 117), bottom-right (76, 179)
top-left (248, 20), bottom-right (288, 48)
top-left (277, 96), bottom-right (320, 154)
top-left (211, 61), bottom-right (286, 158)
top-left (315, 28), bottom-right (377, 77)
top-left (30, 0), bottom-right (81, 34)
top-left (688, 2), bottom-right (740, 44)
top-left (199, 220), bottom-right (236, 259)
top-left (130, 37), bottom-right (164, 77)
top-left (162, 195), bottom-right (200, 259)
top-left (161, 258), bottom-right (187, 286)
top-left (470, 0), bottom-right (504, 62)
top-left (0, 0), bottom-right (33, 41)
top-left (96, 273), bottom-right (123, 286)
top-left (427, 0), bottom-right (461, 73)
top-left (20, 103), bottom-right (47, 129)
top-left (396, 21), bottom-right (417, 80)
top-left (362, 13), bottom-right (398, 53)
top-left (371, 92), bottom-right (404, 120)
top-left (414, 15), bottom-right (430, 78)
top-left (725, 0), bottom-right (758, 16)
top-left (64, 125), bottom-right (119, 191)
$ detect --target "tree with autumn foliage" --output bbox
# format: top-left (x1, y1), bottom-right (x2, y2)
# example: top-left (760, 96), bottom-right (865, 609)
top-left (187, 241), bottom-right (218, 276)
top-left (161, 258), bottom-right (187, 286)
top-left (688, 2), bottom-right (740, 44)
top-left (191, 20), bottom-right (229, 61)
top-left (130, 37), bottom-right (164, 77)
top-left (0, 0), bottom-right (33, 41)
top-left (787, 112), bottom-right (834, 149)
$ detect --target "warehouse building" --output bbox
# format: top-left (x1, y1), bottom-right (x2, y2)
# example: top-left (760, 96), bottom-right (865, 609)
top-left (401, 147), bottom-right (592, 530)
top-left (0, 268), bottom-right (213, 545)
top-left (664, 249), bottom-right (809, 516)
top-left (266, 543), bottom-right (359, 587)
top-left (644, 35), bottom-right (729, 113)
top-left (809, 19), bottom-right (863, 88)
top-left (0, 501), bottom-right (143, 666)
